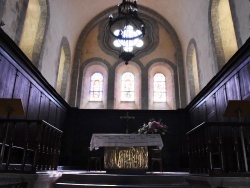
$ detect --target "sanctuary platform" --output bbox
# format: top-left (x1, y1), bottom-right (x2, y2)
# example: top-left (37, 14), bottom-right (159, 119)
top-left (1, 169), bottom-right (250, 187)
top-left (53, 169), bottom-right (250, 188)
top-left (54, 170), bottom-right (191, 188)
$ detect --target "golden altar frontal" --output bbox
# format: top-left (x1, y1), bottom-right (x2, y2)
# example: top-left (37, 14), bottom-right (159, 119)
top-left (104, 146), bottom-right (148, 169)
top-left (90, 134), bottom-right (163, 169)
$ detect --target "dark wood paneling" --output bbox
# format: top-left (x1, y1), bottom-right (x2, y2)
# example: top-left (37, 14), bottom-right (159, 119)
top-left (239, 61), bottom-right (250, 100)
top-left (0, 28), bottom-right (69, 130)
top-left (187, 37), bottom-right (250, 127)
top-left (226, 74), bottom-right (241, 101)
top-left (225, 75), bottom-right (241, 122)
top-left (215, 86), bottom-right (227, 122)
top-left (190, 108), bottom-right (199, 127)
top-left (26, 84), bottom-right (41, 119)
top-left (61, 109), bottom-right (190, 171)
top-left (199, 102), bottom-right (207, 123)
top-left (56, 108), bottom-right (65, 130)
top-left (206, 94), bottom-right (217, 122)
top-left (39, 93), bottom-right (50, 122)
top-left (12, 72), bottom-right (31, 117)
top-left (0, 53), bottom-right (16, 98)
top-left (48, 100), bottom-right (57, 126)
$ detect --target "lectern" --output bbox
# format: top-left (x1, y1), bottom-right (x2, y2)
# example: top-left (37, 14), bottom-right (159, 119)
top-left (224, 100), bottom-right (250, 172)
top-left (0, 98), bottom-right (25, 167)
top-left (0, 98), bottom-right (25, 118)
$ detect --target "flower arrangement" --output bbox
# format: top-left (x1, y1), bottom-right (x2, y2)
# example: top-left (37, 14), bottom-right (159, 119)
top-left (138, 119), bottom-right (167, 135)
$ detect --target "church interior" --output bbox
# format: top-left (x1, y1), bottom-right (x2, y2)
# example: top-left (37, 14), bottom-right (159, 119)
top-left (0, 0), bottom-right (250, 187)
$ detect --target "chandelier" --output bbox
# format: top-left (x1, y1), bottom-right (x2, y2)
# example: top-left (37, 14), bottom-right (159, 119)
top-left (108, 0), bottom-right (145, 65)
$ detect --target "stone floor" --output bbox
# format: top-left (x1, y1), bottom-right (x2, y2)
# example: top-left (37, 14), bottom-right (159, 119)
top-left (1, 170), bottom-right (250, 188)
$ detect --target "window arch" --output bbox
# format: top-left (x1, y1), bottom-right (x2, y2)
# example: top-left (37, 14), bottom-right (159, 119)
top-left (80, 62), bottom-right (108, 109)
top-left (89, 73), bottom-right (104, 101)
top-left (19, 0), bottom-right (48, 68)
top-left (187, 39), bottom-right (200, 102)
top-left (114, 62), bottom-right (141, 109)
top-left (210, 0), bottom-right (238, 70)
top-left (56, 37), bottom-right (71, 101)
top-left (121, 72), bottom-right (135, 102)
top-left (153, 73), bottom-right (166, 102)
top-left (148, 62), bottom-right (176, 110)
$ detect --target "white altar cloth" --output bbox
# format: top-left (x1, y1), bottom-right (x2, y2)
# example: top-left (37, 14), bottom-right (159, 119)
top-left (90, 134), bottom-right (163, 151)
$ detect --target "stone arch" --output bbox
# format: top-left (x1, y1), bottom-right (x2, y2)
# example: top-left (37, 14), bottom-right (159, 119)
top-left (147, 59), bottom-right (177, 110)
top-left (77, 58), bottom-right (110, 108)
top-left (17, 0), bottom-right (49, 69)
top-left (69, 5), bottom-right (185, 108)
top-left (209, 0), bottom-right (240, 71)
top-left (56, 36), bottom-right (71, 101)
top-left (186, 39), bottom-right (201, 101)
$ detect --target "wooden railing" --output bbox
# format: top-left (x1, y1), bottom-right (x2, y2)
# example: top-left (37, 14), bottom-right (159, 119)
top-left (186, 122), bottom-right (250, 175)
top-left (0, 119), bottom-right (62, 173)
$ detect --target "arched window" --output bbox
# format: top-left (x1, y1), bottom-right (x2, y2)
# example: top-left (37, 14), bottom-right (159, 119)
top-left (19, 0), bottom-right (48, 68)
top-left (121, 72), bottom-right (135, 101)
top-left (80, 62), bottom-right (108, 109)
top-left (89, 73), bottom-right (103, 101)
top-left (148, 62), bottom-right (176, 110)
top-left (153, 73), bottom-right (166, 102)
top-left (187, 39), bottom-right (200, 101)
top-left (56, 37), bottom-right (71, 101)
top-left (211, 0), bottom-right (238, 70)
top-left (114, 62), bottom-right (141, 109)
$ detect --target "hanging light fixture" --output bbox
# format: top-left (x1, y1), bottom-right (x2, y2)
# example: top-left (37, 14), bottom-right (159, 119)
top-left (108, 0), bottom-right (145, 65)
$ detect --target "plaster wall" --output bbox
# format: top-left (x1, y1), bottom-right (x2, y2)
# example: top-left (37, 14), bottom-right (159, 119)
top-left (81, 25), bottom-right (116, 65)
top-left (2, 0), bottom-right (24, 41)
top-left (1, 0), bottom-right (249, 107)
top-left (233, 0), bottom-right (250, 45)
top-left (140, 24), bottom-right (176, 66)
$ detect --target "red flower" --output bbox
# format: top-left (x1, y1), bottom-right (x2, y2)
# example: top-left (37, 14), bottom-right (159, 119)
top-left (152, 121), bottom-right (163, 129)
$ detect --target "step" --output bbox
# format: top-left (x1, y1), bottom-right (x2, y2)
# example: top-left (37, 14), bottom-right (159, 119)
top-left (55, 183), bottom-right (191, 188)
top-left (54, 171), bottom-right (191, 188)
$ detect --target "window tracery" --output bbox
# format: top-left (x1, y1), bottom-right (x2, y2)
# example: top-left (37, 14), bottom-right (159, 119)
top-left (89, 73), bottom-right (103, 101)
top-left (153, 73), bottom-right (166, 102)
top-left (121, 72), bottom-right (135, 101)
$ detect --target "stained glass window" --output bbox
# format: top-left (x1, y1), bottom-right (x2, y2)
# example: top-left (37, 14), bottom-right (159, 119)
top-left (89, 73), bottom-right (103, 101)
top-left (153, 73), bottom-right (166, 102)
top-left (121, 72), bottom-right (135, 101)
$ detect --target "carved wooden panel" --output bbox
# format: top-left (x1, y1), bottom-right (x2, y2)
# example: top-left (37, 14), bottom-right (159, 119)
top-left (0, 53), bottom-right (16, 98)
top-left (12, 72), bottom-right (31, 118)
top-left (26, 84), bottom-right (41, 119)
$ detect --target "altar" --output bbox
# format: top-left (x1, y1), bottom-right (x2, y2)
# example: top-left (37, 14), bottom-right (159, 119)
top-left (90, 134), bottom-right (163, 170)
